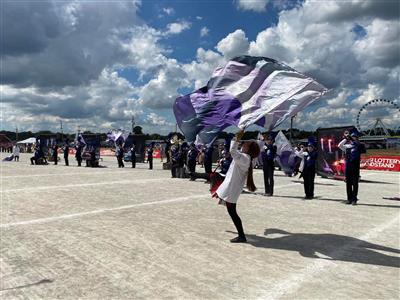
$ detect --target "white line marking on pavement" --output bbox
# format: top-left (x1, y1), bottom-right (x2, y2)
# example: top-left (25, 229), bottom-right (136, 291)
top-left (260, 212), bottom-right (400, 300)
top-left (1, 169), bottom-right (157, 179)
top-left (0, 194), bottom-right (210, 228)
top-left (2, 178), bottom-right (168, 193)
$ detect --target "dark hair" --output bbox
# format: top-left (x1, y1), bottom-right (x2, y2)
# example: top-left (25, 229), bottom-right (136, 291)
top-left (244, 141), bottom-right (260, 192)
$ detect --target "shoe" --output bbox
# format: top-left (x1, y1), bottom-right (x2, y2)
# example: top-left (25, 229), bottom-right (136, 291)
top-left (230, 236), bottom-right (247, 243)
top-left (345, 200), bottom-right (352, 204)
top-left (352, 201), bottom-right (358, 206)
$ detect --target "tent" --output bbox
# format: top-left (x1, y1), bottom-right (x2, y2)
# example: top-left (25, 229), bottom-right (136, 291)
top-left (17, 137), bottom-right (36, 144)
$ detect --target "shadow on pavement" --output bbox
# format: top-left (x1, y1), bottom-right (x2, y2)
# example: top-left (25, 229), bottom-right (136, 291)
top-left (227, 229), bottom-right (400, 268)
top-left (0, 279), bottom-right (54, 291)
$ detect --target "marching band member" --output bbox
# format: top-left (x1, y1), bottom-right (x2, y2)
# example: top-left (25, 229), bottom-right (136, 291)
top-left (338, 130), bottom-right (364, 205)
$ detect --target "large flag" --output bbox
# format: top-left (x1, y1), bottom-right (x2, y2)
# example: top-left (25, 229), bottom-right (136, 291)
top-left (174, 56), bottom-right (328, 144)
top-left (274, 131), bottom-right (300, 176)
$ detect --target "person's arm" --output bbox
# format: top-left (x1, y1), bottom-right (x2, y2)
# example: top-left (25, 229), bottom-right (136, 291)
top-left (295, 149), bottom-right (305, 158)
top-left (230, 130), bottom-right (250, 168)
top-left (338, 139), bottom-right (351, 151)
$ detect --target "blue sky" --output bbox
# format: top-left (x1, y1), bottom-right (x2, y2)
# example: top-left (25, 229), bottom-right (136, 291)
top-left (1, 0), bottom-right (399, 134)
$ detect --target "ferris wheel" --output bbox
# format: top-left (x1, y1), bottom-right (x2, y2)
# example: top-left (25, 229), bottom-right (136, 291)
top-left (356, 99), bottom-right (400, 136)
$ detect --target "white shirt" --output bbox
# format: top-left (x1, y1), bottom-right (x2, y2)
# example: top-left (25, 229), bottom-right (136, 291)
top-left (12, 145), bottom-right (20, 156)
top-left (216, 139), bottom-right (251, 204)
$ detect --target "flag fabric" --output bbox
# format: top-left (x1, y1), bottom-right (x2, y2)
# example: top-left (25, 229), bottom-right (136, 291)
top-left (174, 55), bottom-right (328, 144)
top-left (106, 129), bottom-right (129, 144)
top-left (75, 133), bottom-right (86, 145)
top-left (275, 131), bottom-right (300, 176)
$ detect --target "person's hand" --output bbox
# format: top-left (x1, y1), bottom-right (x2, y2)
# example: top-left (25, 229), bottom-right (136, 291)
top-left (236, 129), bottom-right (245, 141)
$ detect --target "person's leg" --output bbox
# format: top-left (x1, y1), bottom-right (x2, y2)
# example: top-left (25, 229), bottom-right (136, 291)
top-left (303, 171), bottom-right (309, 198)
top-left (269, 164), bottom-right (274, 195)
top-left (30, 157), bottom-right (35, 165)
top-left (353, 165), bottom-right (359, 203)
top-left (310, 171), bottom-right (315, 198)
top-left (263, 164), bottom-right (269, 194)
top-left (149, 159), bottom-right (153, 169)
top-left (345, 166), bottom-right (353, 203)
top-left (54, 156), bottom-right (58, 165)
top-left (226, 202), bottom-right (246, 242)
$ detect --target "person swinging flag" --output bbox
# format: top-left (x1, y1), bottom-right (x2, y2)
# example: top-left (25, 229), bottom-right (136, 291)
top-left (174, 56), bottom-right (328, 144)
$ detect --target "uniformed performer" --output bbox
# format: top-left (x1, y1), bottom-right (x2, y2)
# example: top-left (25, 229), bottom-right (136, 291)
top-left (188, 143), bottom-right (198, 181)
top-left (116, 142), bottom-right (125, 168)
top-left (75, 137), bottom-right (83, 167)
top-left (204, 144), bottom-right (213, 182)
top-left (63, 139), bottom-right (70, 166)
top-left (52, 143), bottom-right (59, 165)
top-left (338, 130), bottom-right (364, 205)
top-left (296, 139), bottom-right (317, 199)
top-left (147, 143), bottom-right (154, 170)
top-left (130, 144), bottom-right (136, 168)
top-left (262, 134), bottom-right (277, 196)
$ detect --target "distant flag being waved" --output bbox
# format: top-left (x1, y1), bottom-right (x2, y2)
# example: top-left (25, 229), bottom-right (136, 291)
top-left (106, 129), bottom-right (130, 145)
top-left (174, 56), bottom-right (328, 144)
top-left (274, 131), bottom-right (301, 176)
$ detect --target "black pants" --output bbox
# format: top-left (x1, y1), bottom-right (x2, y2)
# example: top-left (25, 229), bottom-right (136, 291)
top-left (226, 202), bottom-right (245, 238)
top-left (204, 161), bottom-right (212, 174)
top-left (30, 157), bottom-right (37, 165)
top-left (346, 162), bottom-right (360, 202)
top-left (54, 155), bottom-right (58, 165)
top-left (76, 156), bottom-right (82, 166)
top-left (131, 158), bottom-right (136, 168)
top-left (263, 161), bottom-right (274, 195)
top-left (64, 156), bottom-right (69, 166)
top-left (14, 156), bottom-right (19, 162)
top-left (171, 162), bottom-right (178, 177)
top-left (188, 159), bottom-right (196, 177)
top-left (303, 168), bottom-right (315, 198)
top-left (148, 158), bottom-right (153, 169)
top-left (117, 156), bottom-right (124, 168)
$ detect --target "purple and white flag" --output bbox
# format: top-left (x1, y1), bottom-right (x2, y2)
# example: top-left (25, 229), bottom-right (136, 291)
top-left (106, 129), bottom-right (129, 145)
top-left (275, 131), bottom-right (300, 176)
top-left (174, 56), bottom-right (328, 144)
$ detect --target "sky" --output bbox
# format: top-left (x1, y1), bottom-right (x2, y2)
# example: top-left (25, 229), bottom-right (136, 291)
top-left (1, 0), bottom-right (399, 134)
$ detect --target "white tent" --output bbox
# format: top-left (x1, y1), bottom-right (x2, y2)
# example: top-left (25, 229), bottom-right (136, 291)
top-left (17, 137), bottom-right (36, 144)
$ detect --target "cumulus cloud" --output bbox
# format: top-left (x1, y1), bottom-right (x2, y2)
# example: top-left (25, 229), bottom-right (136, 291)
top-left (216, 29), bottom-right (249, 59)
top-left (3, 0), bottom-right (399, 133)
top-left (200, 26), bottom-right (210, 37)
top-left (165, 21), bottom-right (191, 35)
top-left (162, 7), bottom-right (174, 15)
top-left (235, 0), bottom-right (269, 12)
top-left (2, 1), bottom-right (141, 88)
top-left (247, 0), bottom-right (399, 129)
top-left (138, 59), bottom-right (188, 109)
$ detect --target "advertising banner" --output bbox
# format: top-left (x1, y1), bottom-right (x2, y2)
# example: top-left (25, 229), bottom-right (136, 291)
top-left (360, 156), bottom-right (400, 172)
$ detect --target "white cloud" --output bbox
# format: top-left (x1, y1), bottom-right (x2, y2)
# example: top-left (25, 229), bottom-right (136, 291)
top-left (165, 21), bottom-right (191, 35)
top-left (200, 26), bottom-right (209, 37)
top-left (182, 48), bottom-right (224, 89)
top-left (216, 29), bottom-right (249, 59)
top-left (196, 16), bottom-right (203, 20)
top-left (162, 7), bottom-right (174, 15)
top-left (138, 59), bottom-right (189, 109)
top-left (146, 113), bottom-right (174, 127)
top-left (236, 0), bottom-right (269, 12)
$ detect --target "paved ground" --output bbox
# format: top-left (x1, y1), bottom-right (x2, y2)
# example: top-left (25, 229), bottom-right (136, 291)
top-left (1, 153), bottom-right (399, 299)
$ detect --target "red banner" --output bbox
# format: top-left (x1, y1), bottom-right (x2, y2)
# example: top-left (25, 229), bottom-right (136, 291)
top-left (360, 156), bottom-right (400, 172)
